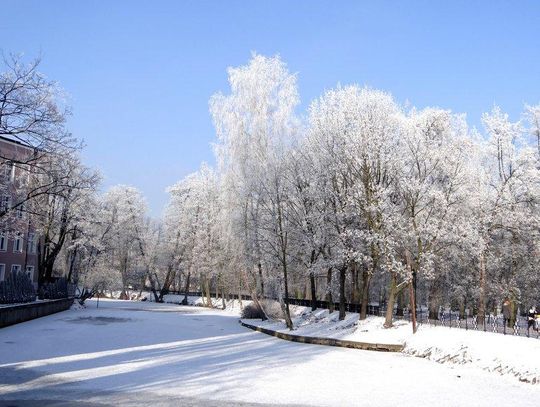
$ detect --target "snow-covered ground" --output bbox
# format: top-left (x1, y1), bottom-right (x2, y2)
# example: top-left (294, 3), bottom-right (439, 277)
top-left (245, 306), bottom-right (540, 384)
top-left (1, 299), bottom-right (539, 406)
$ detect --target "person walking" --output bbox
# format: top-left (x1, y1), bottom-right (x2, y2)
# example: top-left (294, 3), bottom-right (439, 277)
top-left (502, 298), bottom-right (511, 328)
top-left (528, 306), bottom-right (537, 332)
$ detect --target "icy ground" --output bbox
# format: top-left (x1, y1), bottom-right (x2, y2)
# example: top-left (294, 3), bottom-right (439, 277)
top-left (1, 300), bottom-right (538, 406)
top-left (246, 307), bottom-right (540, 384)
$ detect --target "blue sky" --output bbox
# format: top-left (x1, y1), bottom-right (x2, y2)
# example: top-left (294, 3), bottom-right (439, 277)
top-left (2, 1), bottom-right (539, 215)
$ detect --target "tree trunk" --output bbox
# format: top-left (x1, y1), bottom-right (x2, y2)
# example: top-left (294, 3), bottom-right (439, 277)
top-left (396, 290), bottom-right (405, 317)
top-left (339, 265), bottom-right (347, 320)
top-left (326, 267), bottom-right (334, 313)
top-left (258, 262), bottom-right (265, 297)
top-left (384, 273), bottom-right (397, 328)
top-left (182, 271), bottom-right (191, 305)
top-left (351, 263), bottom-right (360, 304)
top-left (310, 271), bottom-right (317, 311)
top-left (158, 266), bottom-right (175, 302)
top-left (405, 253), bottom-right (417, 332)
top-left (409, 279), bottom-right (417, 333)
top-left (281, 254), bottom-right (293, 329)
top-left (478, 251), bottom-right (486, 325)
top-left (205, 275), bottom-right (212, 308)
top-left (428, 283), bottom-right (441, 319)
top-left (221, 284), bottom-right (226, 310)
top-left (242, 268), bottom-right (268, 321)
top-left (120, 255), bottom-right (129, 300)
top-left (147, 271), bottom-right (160, 303)
top-left (359, 269), bottom-right (370, 320)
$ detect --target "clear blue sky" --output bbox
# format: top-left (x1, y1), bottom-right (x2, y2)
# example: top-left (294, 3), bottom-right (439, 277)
top-left (2, 1), bottom-right (539, 215)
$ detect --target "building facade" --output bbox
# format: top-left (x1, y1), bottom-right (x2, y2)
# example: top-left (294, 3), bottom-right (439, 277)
top-left (0, 136), bottom-right (39, 287)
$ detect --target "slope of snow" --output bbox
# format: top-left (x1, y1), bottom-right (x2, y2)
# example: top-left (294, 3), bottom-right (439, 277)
top-left (405, 324), bottom-right (540, 384)
top-left (244, 306), bottom-right (412, 344)
top-left (1, 299), bottom-right (538, 406)
top-left (245, 307), bottom-right (540, 384)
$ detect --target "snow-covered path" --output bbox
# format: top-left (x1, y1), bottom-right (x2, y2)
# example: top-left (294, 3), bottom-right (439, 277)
top-left (0, 300), bottom-right (538, 406)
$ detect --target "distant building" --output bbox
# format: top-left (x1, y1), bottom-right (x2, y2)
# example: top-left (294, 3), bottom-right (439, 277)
top-left (0, 136), bottom-right (40, 288)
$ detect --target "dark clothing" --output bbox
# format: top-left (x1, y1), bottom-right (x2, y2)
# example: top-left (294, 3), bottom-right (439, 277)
top-left (528, 310), bottom-right (536, 331)
top-left (502, 302), bottom-right (511, 319)
top-left (502, 301), bottom-right (512, 327)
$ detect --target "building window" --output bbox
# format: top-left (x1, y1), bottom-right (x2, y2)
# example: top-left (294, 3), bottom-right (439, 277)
top-left (2, 161), bottom-right (14, 182)
top-left (26, 266), bottom-right (34, 282)
top-left (27, 233), bottom-right (36, 254)
top-left (13, 232), bottom-right (23, 253)
top-left (16, 203), bottom-right (24, 219)
top-left (0, 264), bottom-right (5, 281)
top-left (11, 264), bottom-right (21, 274)
top-left (0, 232), bottom-right (6, 251)
top-left (0, 195), bottom-right (10, 213)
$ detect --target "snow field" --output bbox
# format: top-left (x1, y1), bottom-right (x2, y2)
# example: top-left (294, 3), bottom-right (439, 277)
top-left (245, 305), bottom-right (540, 384)
top-left (1, 299), bottom-right (538, 406)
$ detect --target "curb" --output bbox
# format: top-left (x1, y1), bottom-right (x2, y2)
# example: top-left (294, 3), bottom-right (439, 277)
top-left (239, 320), bottom-right (404, 352)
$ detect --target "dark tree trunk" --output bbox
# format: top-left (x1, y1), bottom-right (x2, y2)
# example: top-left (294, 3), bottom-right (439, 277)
top-left (158, 266), bottom-right (176, 302)
top-left (326, 267), bottom-right (334, 313)
top-left (339, 265), bottom-right (347, 320)
top-left (282, 260), bottom-right (293, 329)
top-left (204, 275), bottom-right (212, 307)
top-left (396, 290), bottom-right (405, 317)
top-left (478, 252), bottom-right (487, 325)
top-left (147, 271), bottom-right (160, 303)
top-left (360, 269), bottom-right (371, 320)
top-left (384, 273), bottom-right (398, 328)
top-left (310, 271), bottom-right (317, 311)
top-left (182, 271), bottom-right (191, 305)
top-left (258, 262), bottom-right (264, 297)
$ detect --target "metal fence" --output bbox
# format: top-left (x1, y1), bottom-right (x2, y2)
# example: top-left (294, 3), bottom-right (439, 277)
top-left (168, 290), bottom-right (540, 339)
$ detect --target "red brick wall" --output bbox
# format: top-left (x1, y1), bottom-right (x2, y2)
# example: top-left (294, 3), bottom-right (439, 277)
top-left (0, 137), bottom-right (40, 287)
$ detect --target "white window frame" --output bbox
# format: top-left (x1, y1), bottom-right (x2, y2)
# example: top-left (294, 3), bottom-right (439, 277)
top-left (2, 161), bottom-right (14, 182)
top-left (0, 232), bottom-right (7, 251)
top-left (0, 195), bottom-right (10, 212)
top-left (0, 264), bottom-right (5, 281)
top-left (27, 232), bottom-right (36, 254)
top-left (25, 265), bottom-right (34, 282)
top-left (13, 232), bottom-right (23, 253)
top-left (11, 264), bottom-right (21, 274)
top-left (16, 203), bottom-right (24, 219)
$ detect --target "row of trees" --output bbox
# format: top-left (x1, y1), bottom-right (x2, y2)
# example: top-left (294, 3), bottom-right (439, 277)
top-left (0, 55), bottom-right (99, 287)
top-left (6, 54), bottom-right (538, 330)
top-left (88, 54), bottom-right (538, 330)
top-left (158, 54), bottom-right (540, 329)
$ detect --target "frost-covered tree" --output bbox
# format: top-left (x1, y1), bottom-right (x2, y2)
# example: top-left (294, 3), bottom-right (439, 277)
top-left (155, 54), bottom-right (540, 333)
top-left (210, 53), bottom-right (299, 322)
top-left (0, 55), bottom-right (79, 229)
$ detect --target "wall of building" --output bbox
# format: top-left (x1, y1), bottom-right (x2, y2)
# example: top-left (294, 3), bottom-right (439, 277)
top-left (0, 137), bottom-right (40, 287)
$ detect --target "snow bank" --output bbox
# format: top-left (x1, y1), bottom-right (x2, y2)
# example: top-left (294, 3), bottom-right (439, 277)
top-left (70, 301), bottom-right (86, 310)
top-left (245, 306), bottom-right (411, 345)
top-left (246, 308), bottom-right (540, 384)
top-left (404, 324), bottom-right (540, 384)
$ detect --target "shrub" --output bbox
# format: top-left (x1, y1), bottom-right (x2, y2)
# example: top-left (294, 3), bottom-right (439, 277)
top-left (241, 302), bottom-right (265, 319)
top-left (241, 299), bottom-right (284, 319)
top-left (0, 271), bottom-right (36, 304)
top-left (38, 277), bottom-right (69, 300)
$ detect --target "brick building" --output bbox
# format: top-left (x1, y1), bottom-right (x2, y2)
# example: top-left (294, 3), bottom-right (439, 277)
top-left (0, 136), bottom-right (40, 288)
